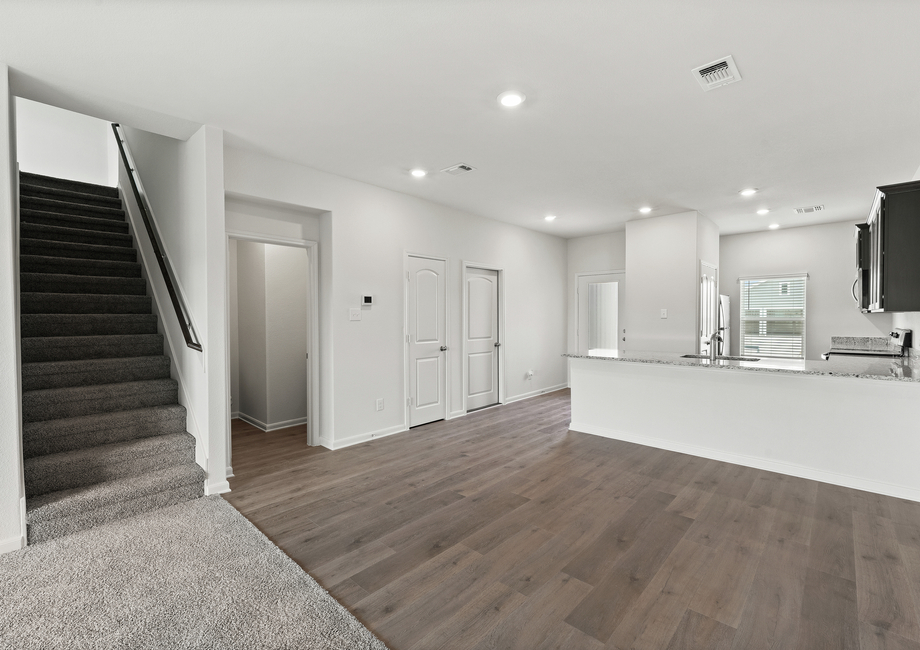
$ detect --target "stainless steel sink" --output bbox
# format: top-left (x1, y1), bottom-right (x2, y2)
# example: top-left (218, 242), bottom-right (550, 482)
top-left (680, 354), bottom-right (761, 361)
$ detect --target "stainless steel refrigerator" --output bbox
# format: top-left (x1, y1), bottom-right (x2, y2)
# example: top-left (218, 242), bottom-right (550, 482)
top-left (718, 295), bottom-right (730, 355)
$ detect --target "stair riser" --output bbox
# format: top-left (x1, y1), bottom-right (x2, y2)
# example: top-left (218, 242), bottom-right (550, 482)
top-left (20, 274), bottom-right (147, 296)
top-left (27, 482), bottom-right (203, 544)
top-left (22, 360), bottom-right (171, 391)
top-left (21, 210), bottom-right (129, 234)
top-left (22, 406), bottom-right (187, 459)
top-left (21, 294), bottom-right (151, 315)
top-left (20, 173), bottom-right (120, 199)
top-left (21, 224), bottom-right (132, 248)
top-left (22, 386), bottom-right (178, 423)
top-left (21, 239), bottom-right (137, 263)
top-left (20, 256), bottom-right (141, 279)
top-left (21, 314), bottom-right (158, 337)
top-left (20, 196), bottom-right (125, 221)
top-left (21, 338), bottom-right (163, 364)
top-left (20, 185), bottom-right (123, 210)
top-left (25, 445), bottom-right (196, 497)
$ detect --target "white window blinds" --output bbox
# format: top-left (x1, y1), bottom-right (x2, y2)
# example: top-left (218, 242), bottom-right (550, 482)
top-left (740, 275), bottom-right (807, 359)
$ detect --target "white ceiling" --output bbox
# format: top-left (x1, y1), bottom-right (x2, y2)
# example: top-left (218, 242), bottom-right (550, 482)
top-left (2, 1), bottom-right (920, 237)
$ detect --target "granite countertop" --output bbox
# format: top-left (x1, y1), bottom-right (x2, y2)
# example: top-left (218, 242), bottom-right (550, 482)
top-left (563, 350), bottom-right (920, 382)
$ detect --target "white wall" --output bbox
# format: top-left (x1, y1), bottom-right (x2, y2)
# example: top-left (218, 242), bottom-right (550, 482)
top-left (893, 313), bottom-right (920, 355)
top-left (0, 64), bottom-right (25, 553)
top-left (224, 148), bottom-right (567, 449)
top-left (720, 221), bottom-right (893, 359)
top-left (228, 239), bottom-right (239, 416)
top-left (236, 240), bottom-right (268, 425)
top-left (265, 244), bottom-right (309, 426)
top-left (15, 98), bottom-right (117, 187)
top-left (625, 211), bottom-right (718, 353)
top-left (122, 124), bottom-right (229, 494)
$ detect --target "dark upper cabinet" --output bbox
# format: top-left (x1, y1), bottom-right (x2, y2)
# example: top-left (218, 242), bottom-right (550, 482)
top-left (866, 179), bottom-right (920, 312)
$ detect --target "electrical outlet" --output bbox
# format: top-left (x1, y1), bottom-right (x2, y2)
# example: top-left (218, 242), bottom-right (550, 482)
top-left (660, 309), bottom-right (668, 319)
top-left (376, 398), bottom-right (384, 411)
top-left (526, 369), bottom-right (534, 380)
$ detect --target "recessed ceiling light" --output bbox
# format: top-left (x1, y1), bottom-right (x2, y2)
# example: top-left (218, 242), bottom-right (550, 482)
top-left (639, 206), bottom-right (652, 214)
top-left (410, 169), bottom-right (427, 178)
top-left (740, 188), bottom-right (757, 197)
top-left (545, 215), bottom-right (556, 221)
top-left (768, 223), bottom-right (780, 230)
top-left (498, 91), bottom-right (526, 107)
top-left (757, 209), bottom-right (770, 215)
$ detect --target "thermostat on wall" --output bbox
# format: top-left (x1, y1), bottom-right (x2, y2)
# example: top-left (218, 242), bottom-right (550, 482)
top-left (362, 295), bottom-right (374, 306)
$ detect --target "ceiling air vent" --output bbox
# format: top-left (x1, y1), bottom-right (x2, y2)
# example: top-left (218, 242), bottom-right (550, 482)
top-left (692, 55), bottom-right (742, 91)
top-left (794, 205), bottom-right (825, 215)
top-left (442, 163), bottom-right (476, 176)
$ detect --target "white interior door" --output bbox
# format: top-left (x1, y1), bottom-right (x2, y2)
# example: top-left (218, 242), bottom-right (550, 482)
top-left (577, 272), bottom-right (625, 355)
top-left (408, 256), bottom-right (447, 427)
top-left (466, 267), bottom-right (499, 411)
top-left (699, 262), bottom-right (719, 355)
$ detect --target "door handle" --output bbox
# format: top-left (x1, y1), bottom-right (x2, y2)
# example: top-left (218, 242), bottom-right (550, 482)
top-left (494, 342), bottom-right (501, 348)
top-left (440, 346), bottom-right (448, 351)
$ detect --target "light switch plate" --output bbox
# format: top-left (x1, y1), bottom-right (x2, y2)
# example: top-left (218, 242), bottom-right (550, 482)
top-left (349, 308), bottom-right (362, 321)
top-left (660, 309), bottom-right (668, 319)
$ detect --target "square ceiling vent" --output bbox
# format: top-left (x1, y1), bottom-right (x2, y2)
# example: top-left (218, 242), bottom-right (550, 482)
top-left (442, 163), bottom-right (476, 176)
top-left (692, 55), bottom-right (742, 91)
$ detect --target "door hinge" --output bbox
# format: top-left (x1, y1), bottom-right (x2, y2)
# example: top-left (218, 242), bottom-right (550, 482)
top-left (407, 397), bottom-right (411, 407)
top-left (406, 334), bottom-right (410, 343)
top-left (407, 271), bottom-right (410, 281)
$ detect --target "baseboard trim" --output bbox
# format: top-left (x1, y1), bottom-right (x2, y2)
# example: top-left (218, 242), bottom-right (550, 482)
top-left (226, 466), bottom-right (234, 479)
top-left (447, 409), bottom-right (465, 420)
top-left (0, 534), bottom-right (24, 555)
top-left (230, 411), bottom-right (240, 419)
top-left (323, 423), bottom-right (408, 451)
top-left (505, 383), bottom-right (569, 405)
top-left (569, 420), bottom-right (920, 503)
top-left (237, 413), bottom-right (309, 432)
top-left (206, 479), bottom-right (231, 496)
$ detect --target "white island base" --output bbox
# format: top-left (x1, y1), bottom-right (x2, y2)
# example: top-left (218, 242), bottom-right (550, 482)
top-left (569, 356), bottom-right (920, 502)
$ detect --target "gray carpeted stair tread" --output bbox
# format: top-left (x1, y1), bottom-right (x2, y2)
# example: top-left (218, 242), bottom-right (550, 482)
top-left (21, 292), bottom-right (151, 315)
top-left (25, 432), bottom-right (197, 497)
top-left (21, 222), bottom-right (133, 248)
top-left (20, 171), bottom-right (119, 199)
top-left (19, 182), bottom-right (123, 209)
top-left (22, 355), bottom-right (171, 391)
top-left (21, 313), bottom-right (158, 337)
top-left (27, 463), bottom-right (206, 523)
top-left (20, 195), bottom-right (126, 221)
top-left (20, 237), bottom-right (137, 263)
top-left (22, 404), bottom-right (187, 459)
top-left (20, 255), bottom-right (142, 279)
top-left (27, 481), bottom-right (204, 544)
top-left (21, 272), bottom-right (147, 297)
top-left (21, 332), bottom-right (163, 363)
top-left (22, 378), bottom-right (178, 423)
top-left (20, 208), bottom-right (129, 234)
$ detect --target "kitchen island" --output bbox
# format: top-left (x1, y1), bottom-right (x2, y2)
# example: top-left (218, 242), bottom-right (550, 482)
top-left (566, 351), bottom-right (920, 501)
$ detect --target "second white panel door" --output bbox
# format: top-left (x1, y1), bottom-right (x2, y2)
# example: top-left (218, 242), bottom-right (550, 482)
top-left (408, 256), bottom-right (447, 427)
top-left (466, 267), bottom-right (499, 411)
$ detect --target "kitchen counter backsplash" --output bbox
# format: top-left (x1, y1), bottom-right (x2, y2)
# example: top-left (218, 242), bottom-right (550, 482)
top-left (564, 350), bottom-right (920, 382)
top-left (830, 336), bottom-right (900, 353)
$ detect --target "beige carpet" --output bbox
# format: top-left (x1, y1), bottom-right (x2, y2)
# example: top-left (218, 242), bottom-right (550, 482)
top-left (0, 495), bottom-right (388, 649)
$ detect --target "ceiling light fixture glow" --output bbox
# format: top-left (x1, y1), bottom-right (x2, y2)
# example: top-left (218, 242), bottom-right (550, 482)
top-left (740, 188), bottom-right (758, 196)
top-left (768, 223), bottom-right (780, 230)
top-left (410, 168), bottom-right (427, 178)
top-left (639, 206), bottom-right (652, 214)
top-left (498, 91), bottom-right (526, 107)
top-left (757, 209), bottom-right (770, 215)
top-left (545, 215), bottom-right (557, 221)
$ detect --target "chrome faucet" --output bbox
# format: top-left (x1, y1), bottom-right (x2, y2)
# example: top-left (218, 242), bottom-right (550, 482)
top-left (708, 332), bottom-right (723, 362)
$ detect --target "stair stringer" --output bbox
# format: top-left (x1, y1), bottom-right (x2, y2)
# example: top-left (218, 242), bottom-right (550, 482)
top-left (116, 171), bottom-right (210, 488)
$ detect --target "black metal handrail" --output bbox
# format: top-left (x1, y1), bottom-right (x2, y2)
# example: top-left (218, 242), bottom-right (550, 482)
top-left (111, 123), bottom-right (203, 352)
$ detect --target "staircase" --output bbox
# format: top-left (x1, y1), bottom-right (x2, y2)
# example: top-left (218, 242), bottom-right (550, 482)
top-left (19, 171), bottom-right (206, 544)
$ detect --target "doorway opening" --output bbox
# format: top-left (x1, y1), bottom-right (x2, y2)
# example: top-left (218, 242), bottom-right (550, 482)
top-left (576, 270), bottom-right (626, 356)
top-left (227, 234), bottom-right (319, 474)
top-left (462, 262), bottom-right (504, 414)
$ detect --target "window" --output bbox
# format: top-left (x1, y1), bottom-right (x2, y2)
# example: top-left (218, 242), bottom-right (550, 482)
top-left (740, 275), bottom-right (807, 358)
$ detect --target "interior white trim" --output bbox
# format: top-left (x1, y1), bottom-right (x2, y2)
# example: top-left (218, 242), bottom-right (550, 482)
top-left (570, 420), bottom-right (920, 503)
top-left (205, 479), bottom-right (231, 496)
top-left (226, 230), bottom-right (319, 449)
top-left (461, 260), bottom-right (505, 414)
top-left (237, 412), bottom-right (309, 432)
top-left (505, 383), bottom-right (569, 404)
top-left (321, 423), bottom-right (407, 451)
top-left (0, 534), bottom-right (24, 555)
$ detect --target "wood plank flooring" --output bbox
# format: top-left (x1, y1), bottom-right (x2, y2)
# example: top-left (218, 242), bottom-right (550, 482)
top-left (225, 390), bottom-right (920, 650)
